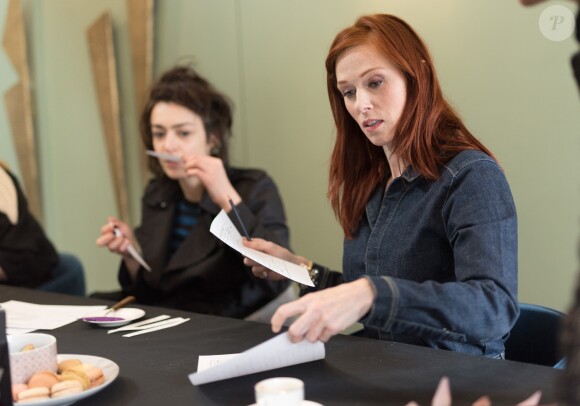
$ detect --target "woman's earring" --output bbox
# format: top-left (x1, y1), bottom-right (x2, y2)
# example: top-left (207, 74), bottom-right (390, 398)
top-left (210, 146), bottom-right (221, 157)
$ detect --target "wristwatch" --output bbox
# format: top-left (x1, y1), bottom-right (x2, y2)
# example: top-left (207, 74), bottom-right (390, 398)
top-left (302, 260), bottom-right (320, 288)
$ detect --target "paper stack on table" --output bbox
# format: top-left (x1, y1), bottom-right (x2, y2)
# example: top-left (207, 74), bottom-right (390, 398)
top-left (189, 333), bottom-right (325, 385)
top-left (0, 300), bottom-right (106, 334)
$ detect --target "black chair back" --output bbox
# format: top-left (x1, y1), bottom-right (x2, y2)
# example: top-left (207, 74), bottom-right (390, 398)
top-left (505, 303), bottom-right (565, 368)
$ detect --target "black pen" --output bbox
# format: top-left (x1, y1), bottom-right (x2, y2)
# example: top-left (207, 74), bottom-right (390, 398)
top-left (228, 197), bottom-right (251, 241)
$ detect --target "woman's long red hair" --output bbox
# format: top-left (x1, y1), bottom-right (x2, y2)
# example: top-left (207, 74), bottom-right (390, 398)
top-left (326, 14), bottom-right (496, 238)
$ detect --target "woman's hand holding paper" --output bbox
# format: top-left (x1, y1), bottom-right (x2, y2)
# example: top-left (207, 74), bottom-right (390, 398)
top-left (242, 238), bottom-right (308, 281)
top-left (96, 217), bottom-right (140, 275)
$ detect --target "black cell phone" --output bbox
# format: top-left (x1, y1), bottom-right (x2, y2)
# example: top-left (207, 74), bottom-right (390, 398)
top-left (0, 309), bottom-right (13, 406)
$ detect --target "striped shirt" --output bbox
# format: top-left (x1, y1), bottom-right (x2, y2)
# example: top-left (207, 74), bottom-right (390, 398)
top-left (169, 199), bottom-right (202, 255)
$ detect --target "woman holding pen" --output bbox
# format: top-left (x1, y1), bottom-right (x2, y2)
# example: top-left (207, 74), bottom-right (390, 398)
top-left (96, 66), bottom-right (291, 318)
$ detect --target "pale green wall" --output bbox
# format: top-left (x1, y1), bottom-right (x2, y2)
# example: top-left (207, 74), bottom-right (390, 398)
top-left (0, 0), bottom-right (578, 312)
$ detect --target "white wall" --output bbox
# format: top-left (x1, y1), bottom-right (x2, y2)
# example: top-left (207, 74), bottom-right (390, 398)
top-left (0, 0), bottom-right (578, 311)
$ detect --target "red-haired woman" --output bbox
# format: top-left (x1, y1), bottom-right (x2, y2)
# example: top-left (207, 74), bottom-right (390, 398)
top-left (244, 14), bottom-right (518, 358)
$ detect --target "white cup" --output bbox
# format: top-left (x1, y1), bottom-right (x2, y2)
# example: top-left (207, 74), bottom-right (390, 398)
top-left (7, 333), bottom-right (58, 384)
top-left (255, 377), bottom-right (304, 406)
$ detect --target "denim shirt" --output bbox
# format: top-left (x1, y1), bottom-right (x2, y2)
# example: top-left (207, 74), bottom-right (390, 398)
top-left (343, 150), bottom-right (519, 357)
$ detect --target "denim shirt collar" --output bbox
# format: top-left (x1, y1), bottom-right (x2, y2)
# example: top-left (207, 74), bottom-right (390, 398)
top-left (366, 165), bottom-right (421, 227)
top-left (401, 165), bottom-right (420, 183)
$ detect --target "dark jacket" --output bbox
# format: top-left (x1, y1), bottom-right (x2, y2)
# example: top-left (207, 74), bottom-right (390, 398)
top-left (118, 167), bottom-right (290, 318)
top-left (0, 167), bottom-right (57, 287)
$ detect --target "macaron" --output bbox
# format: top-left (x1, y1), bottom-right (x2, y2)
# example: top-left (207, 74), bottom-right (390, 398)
top-left (69, 364), bottom-right (105, 388)
top-left (57, 358), bottom-right (82, 373)
top-left (51, 380), bottom-right (84, 398)
top-left (12, 383), bottom-right (29, 402)
top-left (27, 371), bottom-right (59, 389)
top-left (87, 367), bottom-right (105, 388)
top-left (17, 386), bottom-right (50, 402)
top-left (19, 343), bottom-right (35, 352)
top-left (59, 369), bottom-right (89, 390)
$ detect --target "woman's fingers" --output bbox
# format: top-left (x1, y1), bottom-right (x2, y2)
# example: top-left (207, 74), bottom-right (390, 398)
top-left (95, 234), bottom-right (113, 246)
top-left (244, 255), bottom-right (269, 276)
top-left (242, 238), bottom-right (290, 281)
top-left (96, 217), bottom-right (133, 257)
top-left (248, 262), bottom-right (268, 277)
top-left (242, 237), bottom-right (273, 253)
top-left (97, 219), bottom-right (117, 245)
top-left (183, 155), bottom-right (237, 209)
top-left (271, 279), bottom-right (376, 343)
top-left (271, 299), bottom-right (307, 334)
top-left (249, 265), bottom-right (287, 281)
top-left (99, 222), bottom-right (113, 234)
top-left (304, 315), bottom-right (326, 343)
top-left (243, 257), bottom-right (254, 267)
top-left (318, 329), bottom-right (335, 343)
top-left (243, 237), bottom-right (301, 265)
top-left (286, 298), bottom-right (329, 343)
top-left (107, 234), bottom-right (124, 252)
top-left (97, 224), bottom-right (116, 246)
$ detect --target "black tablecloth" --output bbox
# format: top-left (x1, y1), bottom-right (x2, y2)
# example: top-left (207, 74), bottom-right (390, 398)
top-left (0, 286), bottom-right (561, 405)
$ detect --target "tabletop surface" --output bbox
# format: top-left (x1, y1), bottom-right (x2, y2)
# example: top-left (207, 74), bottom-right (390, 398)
top-left (0, 285), bottom-right (561, 406)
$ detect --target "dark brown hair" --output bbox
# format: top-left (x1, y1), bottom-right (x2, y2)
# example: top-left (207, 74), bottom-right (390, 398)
top-left (325, 14), bottom-right (496, 238)
top-left (140, 66), bottom-right (233, 177)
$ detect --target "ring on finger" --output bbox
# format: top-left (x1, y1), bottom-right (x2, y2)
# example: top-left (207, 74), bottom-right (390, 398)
top-left (262, 271), bottom-right (268, 279)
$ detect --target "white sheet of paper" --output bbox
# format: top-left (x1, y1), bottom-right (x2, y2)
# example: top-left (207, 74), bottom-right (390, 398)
top-left (6, 327), bottom-right (36, 335)
top-left (189, 333), bottom-right (325, 385)
top-left (146, 150), bottom-right (181, 162)
top-left (197, 354), bottom-right (239, 372)
top-left (0, 300), bottom-right (106, 331)
top-left (126, 244), bottom-right (152, 272)
top-left (113, 227), bottom-right (152, 272)
top-left (210, 210), bottom-right (314, 286)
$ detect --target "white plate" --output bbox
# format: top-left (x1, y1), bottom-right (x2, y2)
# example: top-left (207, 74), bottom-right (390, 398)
top-left (15, 354), bottom-right (120, 406)
top-left (82, 308), bottom-right (146, 327)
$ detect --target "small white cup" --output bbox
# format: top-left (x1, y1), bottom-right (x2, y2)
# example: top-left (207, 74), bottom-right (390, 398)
top-left (255, 377), bottom-right (304, 406)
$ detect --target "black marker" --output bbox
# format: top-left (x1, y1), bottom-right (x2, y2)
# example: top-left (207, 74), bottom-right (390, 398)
top-left (228, 198), bottom-right (251, 241)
